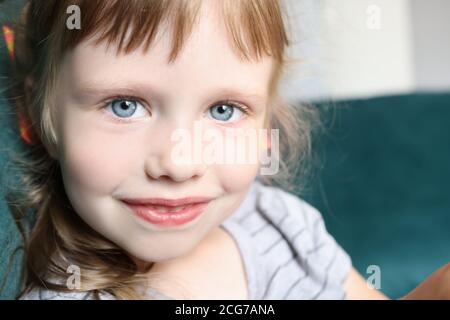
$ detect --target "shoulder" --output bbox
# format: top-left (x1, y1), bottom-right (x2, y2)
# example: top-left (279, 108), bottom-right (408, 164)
top-left (227, 179), bottom-right (353, 299)
top-left (238, 179), bottom-right (326, 236)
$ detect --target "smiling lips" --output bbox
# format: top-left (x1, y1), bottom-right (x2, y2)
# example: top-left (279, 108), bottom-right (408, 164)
top-left (121, 197), bottom-right (214, 226)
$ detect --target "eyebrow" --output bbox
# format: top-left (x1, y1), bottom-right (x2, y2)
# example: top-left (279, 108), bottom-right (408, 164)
top-left (75, 83), bottom-right (159, 99)
top-left (213, 88), bottom-right (267, 105)
top-left (75, 82), bottom-right (267, 106)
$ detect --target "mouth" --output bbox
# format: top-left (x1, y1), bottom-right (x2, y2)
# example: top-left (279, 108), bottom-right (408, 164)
top-left (120, 197), bottom-right (213, 227)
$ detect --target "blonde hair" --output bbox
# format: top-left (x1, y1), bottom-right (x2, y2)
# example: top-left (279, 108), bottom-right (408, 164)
top-left (6, 0), bottom-right (319, 299)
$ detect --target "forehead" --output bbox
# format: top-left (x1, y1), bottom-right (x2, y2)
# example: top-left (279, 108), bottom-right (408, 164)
top-left (60, 1), bottom-right (274, 98)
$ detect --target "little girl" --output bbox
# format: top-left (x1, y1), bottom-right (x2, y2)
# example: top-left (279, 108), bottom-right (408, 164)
top-left (5, 0), bottom-right (450, 300)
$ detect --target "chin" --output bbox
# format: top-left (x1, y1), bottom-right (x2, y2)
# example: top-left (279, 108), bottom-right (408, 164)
top-left (122, 237), bottom-right (197, 263)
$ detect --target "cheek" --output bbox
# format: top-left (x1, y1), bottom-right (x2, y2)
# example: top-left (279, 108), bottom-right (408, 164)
top-left (216, 163), bottom-right (260, 192)
top-left (58, 116), bottom-right (139, 195)
top-left (203, 119), bottom-right (266, 192)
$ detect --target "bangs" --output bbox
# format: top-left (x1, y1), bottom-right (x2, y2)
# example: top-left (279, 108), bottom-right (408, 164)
top-left (32, 0), bottom-right (289, 63)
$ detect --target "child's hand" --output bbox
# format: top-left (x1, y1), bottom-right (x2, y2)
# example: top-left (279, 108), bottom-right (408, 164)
top-left (401, 263), bottom-right (450, 300)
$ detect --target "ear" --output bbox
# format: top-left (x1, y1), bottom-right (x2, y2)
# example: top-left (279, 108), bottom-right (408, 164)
top-left (23, 75), bottom-right (60, 160)
top-left (40, 125), bottom-right (60, 160)
top-left (44, 141), bottom-right (59, 161)
top-left (259, 111), bottom-right (273, 154)
top-left (265, 92), bottom-right (284, 124)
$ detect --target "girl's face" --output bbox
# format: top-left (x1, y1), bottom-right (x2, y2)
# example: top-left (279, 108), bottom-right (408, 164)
top-left (53, 2), bottom-right (273, 262)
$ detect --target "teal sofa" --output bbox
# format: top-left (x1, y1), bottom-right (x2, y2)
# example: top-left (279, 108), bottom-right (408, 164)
top-left (301, 94), bottom-right (450, 298)
top-left (0, 0), bottom-right (29, 300)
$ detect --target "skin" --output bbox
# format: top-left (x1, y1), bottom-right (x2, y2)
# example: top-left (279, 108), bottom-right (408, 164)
top-left (54, 1), bottom-right (270, 268)
top-left (49, 0), bottom-right (450, 299)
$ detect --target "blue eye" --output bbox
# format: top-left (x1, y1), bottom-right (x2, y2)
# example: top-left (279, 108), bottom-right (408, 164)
top-left (105, 98), bottom-right (149, 119)
top-left (208, 103), bottom-right (247, 122)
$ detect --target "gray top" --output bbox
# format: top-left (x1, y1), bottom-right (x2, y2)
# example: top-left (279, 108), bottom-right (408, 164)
top-left (20, 178), bottom-right (352, 300)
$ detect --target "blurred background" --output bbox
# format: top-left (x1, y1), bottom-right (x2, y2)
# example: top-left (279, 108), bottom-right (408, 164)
top-left (281, 0), bottom-right (450, 101)
top-left (1, 0), bottom-right (450, 299)
top-left (279, 0), bottom-right (450, 299)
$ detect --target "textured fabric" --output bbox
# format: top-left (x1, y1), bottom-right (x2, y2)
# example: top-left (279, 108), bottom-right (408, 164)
top-left (20, 178), bottom-right (352, 300)
top-left (19, 286), bottom-right (173, 300)
top-left (221, 178), bottom-right (352, 299)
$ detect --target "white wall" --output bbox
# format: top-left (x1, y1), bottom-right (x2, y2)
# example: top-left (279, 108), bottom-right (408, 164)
top-left (410, 0), bottom-right (450, 92)
top-left (321, 0), bottom-right (415, 99)
top-left (280, 0), bottom-right (416, 101)
top-left (279, 0), bottom-right (328, 102)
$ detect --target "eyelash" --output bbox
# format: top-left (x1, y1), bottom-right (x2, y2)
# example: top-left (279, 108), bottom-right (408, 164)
top-left (100, 95), bottom-right (252, 123)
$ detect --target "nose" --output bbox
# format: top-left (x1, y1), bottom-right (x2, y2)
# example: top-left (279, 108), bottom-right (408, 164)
top-left (145, 151), bottom-right (207, 182)
top-left (144, 125), bottom-right (207, 183)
